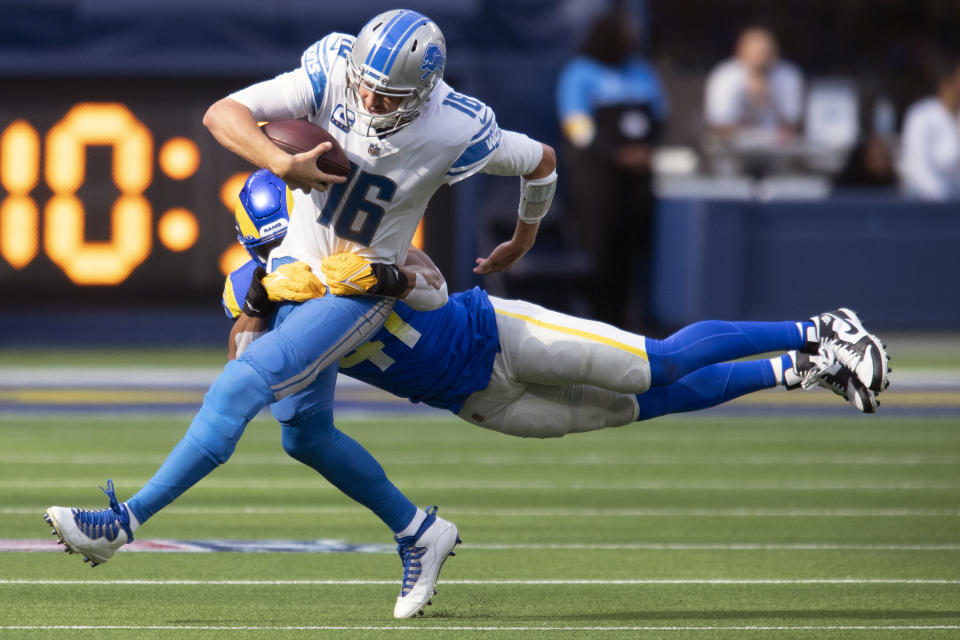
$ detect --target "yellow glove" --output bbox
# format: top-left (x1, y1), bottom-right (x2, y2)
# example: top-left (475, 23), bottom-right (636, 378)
top-left (321, 252), bottom-right (380, 296)
top-left (262, 261), bottom-right (326, 302)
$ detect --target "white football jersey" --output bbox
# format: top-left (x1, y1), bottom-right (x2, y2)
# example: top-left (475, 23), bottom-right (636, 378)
top-left (233, 33), bottom-right (503, 273)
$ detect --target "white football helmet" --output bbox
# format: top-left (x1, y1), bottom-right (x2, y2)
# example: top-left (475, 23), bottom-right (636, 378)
top-left (347, 9), bottom-right (446, 137)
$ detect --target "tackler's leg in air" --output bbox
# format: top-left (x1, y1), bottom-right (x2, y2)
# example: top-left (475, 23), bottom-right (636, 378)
top-left (458, 298), bottom-right (882, 437)
top-left (482, 296), bottom-right (815, 394)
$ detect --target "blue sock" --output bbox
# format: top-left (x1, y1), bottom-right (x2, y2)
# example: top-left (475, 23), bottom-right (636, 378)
top-left (636, 360), bottom-right (777, 421)
top-left (280, 411), bottom-right (417, 534)
top-left (647, 320), bottom-right (807, 387)
top-left (128, 360), bottom-right (272, 524)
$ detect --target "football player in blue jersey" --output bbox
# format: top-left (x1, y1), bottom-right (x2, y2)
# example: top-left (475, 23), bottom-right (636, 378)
top-left (44, 8), bottom-right (559, 619)
top-left (215, 171), bottom-right (888, 433)
top-left (217, 175), bottom-right (889, 438)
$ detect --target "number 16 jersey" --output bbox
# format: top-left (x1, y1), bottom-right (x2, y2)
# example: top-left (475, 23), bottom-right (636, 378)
top-left (230, 32), bottom-right (504, 272)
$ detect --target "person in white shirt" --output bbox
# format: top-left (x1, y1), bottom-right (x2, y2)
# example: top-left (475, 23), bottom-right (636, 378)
top-left (900, 56), bottom-right (960, 200)
top-left (705, 27), bottom-right (804, 145)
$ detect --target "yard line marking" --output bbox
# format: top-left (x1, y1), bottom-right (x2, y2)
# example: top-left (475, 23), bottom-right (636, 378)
top-left (5, 453), bottom-right (960, 466)
top-left (8, 505), bottom-right (960, 517)
top-left (7, 478), bottom-right (960, 491)
top-left (3, 579), bottom-right (959, 585)
top-left (442, 507), bottom-right (960, 517)
top-left (462, 543), bottom-right (960, 551)
top-left (7, 539), bottom-right (960, 553)
top-left (2, 625), bottom-right (960, 632)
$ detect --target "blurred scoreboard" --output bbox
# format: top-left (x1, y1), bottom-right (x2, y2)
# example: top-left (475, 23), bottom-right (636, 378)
top-left (1, 78), bottom-right (284, 307)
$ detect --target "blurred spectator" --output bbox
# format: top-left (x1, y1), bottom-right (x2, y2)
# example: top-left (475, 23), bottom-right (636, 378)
top-left (556, 10), bottom-right (667, 330)
top-left (833, 133), bottom-right (897, 191)
top-left (899, 54), bottom-right (960, 200)
top-left (705, 27), bottom-right (804, 147)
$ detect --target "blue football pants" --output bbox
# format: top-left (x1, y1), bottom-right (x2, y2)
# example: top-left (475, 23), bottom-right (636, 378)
top-left (128, 294), bottom-right (417, 533)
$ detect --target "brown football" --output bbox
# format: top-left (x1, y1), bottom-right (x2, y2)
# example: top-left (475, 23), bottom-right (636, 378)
top-left (260, 119), bottom-right (351, 178)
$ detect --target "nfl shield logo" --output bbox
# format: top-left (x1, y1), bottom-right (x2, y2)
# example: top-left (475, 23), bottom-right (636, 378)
top-left (368, 144), bottom-right (381, 157)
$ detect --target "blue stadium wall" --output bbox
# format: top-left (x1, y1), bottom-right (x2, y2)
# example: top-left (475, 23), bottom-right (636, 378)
top-left (652, 198), bottom-right (960, 330)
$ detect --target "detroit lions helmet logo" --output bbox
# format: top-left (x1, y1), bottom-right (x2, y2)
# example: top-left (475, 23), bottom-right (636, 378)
top-left (419, 43), bottom-right (444, 81)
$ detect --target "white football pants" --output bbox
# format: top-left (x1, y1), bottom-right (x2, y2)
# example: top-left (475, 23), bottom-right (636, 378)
top-left (458, 296), bottom-right (650, 438)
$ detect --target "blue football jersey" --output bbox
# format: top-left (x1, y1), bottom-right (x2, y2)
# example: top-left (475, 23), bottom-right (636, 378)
top-left (339, 287), bottom-right (498, 412)
top-left (222, 263), bottom-right (498, 412)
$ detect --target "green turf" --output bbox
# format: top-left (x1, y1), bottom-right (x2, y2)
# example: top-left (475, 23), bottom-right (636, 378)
top-left (2, 332), bottom-right (960, 370)
top-left (2, 414), bottom-right (959, 639)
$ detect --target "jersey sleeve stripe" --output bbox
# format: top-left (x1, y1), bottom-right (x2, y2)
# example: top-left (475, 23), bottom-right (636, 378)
top-left (303, 43), bottom-right (328, 109)
top-left (448, 130), bottom-right (502, 174)
top-left (470, 113), bottom-right (495, 142)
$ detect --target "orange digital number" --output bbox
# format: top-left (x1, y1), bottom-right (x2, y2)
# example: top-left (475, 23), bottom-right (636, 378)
top-left (0, 120), bottom-right (41, 269)
top-left (43, 103), bottom-right (153, 285)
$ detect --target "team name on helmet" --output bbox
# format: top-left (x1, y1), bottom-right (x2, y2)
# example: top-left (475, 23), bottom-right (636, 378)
top-left (234, 169), bottom-right (292, 265)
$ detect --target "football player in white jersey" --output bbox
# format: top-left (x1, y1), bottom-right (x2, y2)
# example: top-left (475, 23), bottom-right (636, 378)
top-left (44, 9), bottom-right (557, 619)
top-left (203, 12), bottom-right (554, 272)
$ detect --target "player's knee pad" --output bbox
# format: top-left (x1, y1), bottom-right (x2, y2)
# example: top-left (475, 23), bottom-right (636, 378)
top-left (185, 360), bottom-right (272, 464)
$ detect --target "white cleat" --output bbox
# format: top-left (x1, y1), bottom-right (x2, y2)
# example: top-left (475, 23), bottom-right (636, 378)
top-left (787, 351), bottom-right (878, 413)
top-left (810, 308), bottom-right (890, 393)
top-left (43, 479), bottom-right (134, 567)
top-left (393, 506), bottom-right (461, 618)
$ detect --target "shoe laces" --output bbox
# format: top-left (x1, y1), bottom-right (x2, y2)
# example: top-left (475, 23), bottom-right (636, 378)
top-left (395, 506), bottom-right (438, 597)
top-left (71, 479), bottom-right (134, 543)
top-left (800, 350), bottom-right (842, 390)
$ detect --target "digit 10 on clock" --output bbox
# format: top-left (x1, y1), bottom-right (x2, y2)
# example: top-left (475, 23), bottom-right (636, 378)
top-left (0, 102), bottom-right (244, 286)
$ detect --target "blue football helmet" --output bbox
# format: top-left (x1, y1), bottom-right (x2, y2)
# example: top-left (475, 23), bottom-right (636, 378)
top-left (347, 9), bottom-right (446, 137)
top-left (235, 169), bottom-right (292, 265)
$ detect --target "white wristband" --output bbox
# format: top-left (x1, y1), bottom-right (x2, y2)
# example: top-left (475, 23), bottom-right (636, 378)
top-left (518, 169), bottom-right (557, 224)
top-left (402, 273), bottom-right (449, 310)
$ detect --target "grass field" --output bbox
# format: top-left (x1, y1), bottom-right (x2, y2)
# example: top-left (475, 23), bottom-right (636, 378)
top-left (2, 410), bottom-right (960, 639)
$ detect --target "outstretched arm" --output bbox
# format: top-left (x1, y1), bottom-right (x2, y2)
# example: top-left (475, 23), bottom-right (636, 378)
top-left (474, 140), bottom-right (557, 275)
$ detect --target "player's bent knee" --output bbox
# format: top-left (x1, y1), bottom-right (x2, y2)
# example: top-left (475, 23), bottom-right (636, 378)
top-left (185, 360), bottom-right (273, 464)
top-left (279, 409), bottom-right (336, 462)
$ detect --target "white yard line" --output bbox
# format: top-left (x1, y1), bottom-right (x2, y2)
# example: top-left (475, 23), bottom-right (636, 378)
top-left (5, 451), bottom-right (960, 468)
top-left (8, 505), bottom-right (960, 517)
top-left (2, 579), bottom-right (960, 585)
top-left (4, 539), bottom-right (959, 552)
top-left (461, 543), bottom-right (960, 551)
top-left (1, 625), bottom-right (959, 632)
top-left (6, 478), bottom-right (960, 491)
